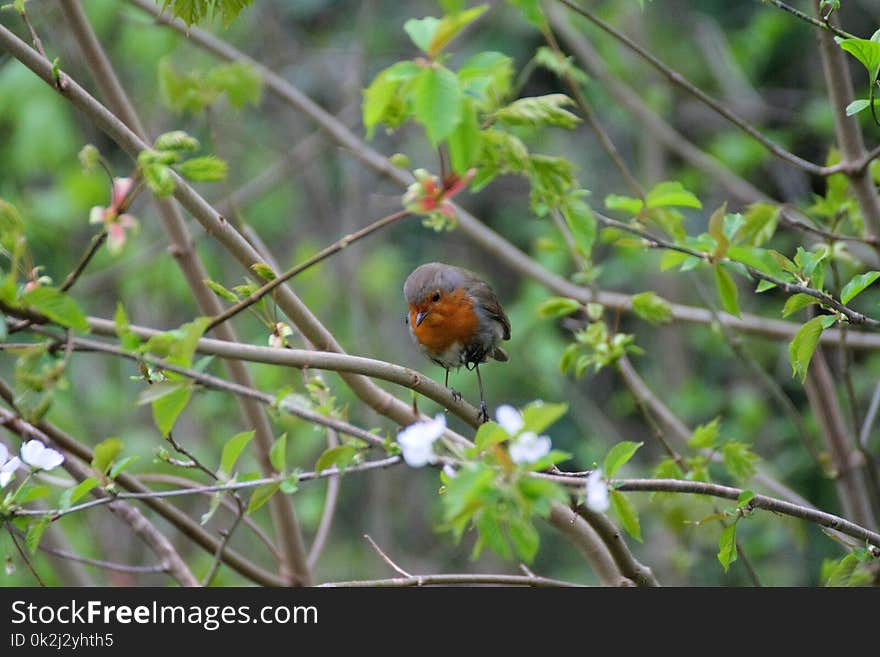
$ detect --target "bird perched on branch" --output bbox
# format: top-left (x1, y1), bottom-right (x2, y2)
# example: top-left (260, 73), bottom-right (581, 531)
top-left (404, 262), bottom-right (511, 423)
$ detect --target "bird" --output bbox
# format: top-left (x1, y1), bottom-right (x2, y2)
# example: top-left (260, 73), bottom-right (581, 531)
top-left (403, 262), bottom-right (511, 423)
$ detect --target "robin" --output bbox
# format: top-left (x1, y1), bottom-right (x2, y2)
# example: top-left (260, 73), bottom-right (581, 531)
top-left (404, 262), bottom-right (511, 423)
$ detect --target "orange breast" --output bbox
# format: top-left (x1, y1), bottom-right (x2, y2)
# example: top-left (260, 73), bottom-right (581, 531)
top-left (410, 288), bottom-right (479, 354)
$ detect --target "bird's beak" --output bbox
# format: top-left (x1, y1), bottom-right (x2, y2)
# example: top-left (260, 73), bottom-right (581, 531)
top-left (415, 310), bottom-right (428, 327)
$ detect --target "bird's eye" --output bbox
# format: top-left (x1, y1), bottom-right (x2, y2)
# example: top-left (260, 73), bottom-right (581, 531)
top-left (431, 292), bottom-right (441, 302)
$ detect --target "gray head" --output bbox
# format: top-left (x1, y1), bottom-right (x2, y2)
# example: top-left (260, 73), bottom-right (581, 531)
top-left (403, 262), bottom-right (471, 306)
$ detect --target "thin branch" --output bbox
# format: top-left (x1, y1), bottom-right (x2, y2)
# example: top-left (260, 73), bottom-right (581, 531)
top-left (202, 505), bottom-right (245, 587)
top-left (859, 380), bottom-right (880, 451)
top-left (318, 573), bottom-right (584, 587)
top-left (594, 210), bottom-right (880, 328)
top-left (307, 426), bottom-right (341, 571)
top-left (136, 472), bottom-right (280, 561)
top-left (762, 0), bottom-right (855, 39)
top-left (21, 534), bottom-right (169, 574)
top-left (13, 456), bottom-right (402, 519)
top-left (541, 23), bottom-right (644, 198)
top-left (363, 534), bottom-right (412, 578)
top-left (539, 473), bottom-right (880, 546)
top-left (572, 504), bottom-right (660, 587)
top-left (204, 209), bottom-right (409, 333)
top-left (5, 521), bottom-right (46, 586)
top-left (554, 0), bottom-right (830, 176)
top-left (57, 0), bottom-right (312, 586)
top-left (0, 383), bottom-right (284, 586)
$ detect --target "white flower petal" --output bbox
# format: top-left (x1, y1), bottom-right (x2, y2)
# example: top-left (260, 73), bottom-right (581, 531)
top-left (509, 431), bottom-right (552, 465)
top-left (20, 440), bottom-right (64, 471)
top-left (0, 471), bottom-right (13, 488)
top-left (397, 414), bottom-right (446, 468)
top-left (495, 404), bottom-right (524, 436)
top-left (0, 443), bottom-right (8, 465)
top-left (585, 470), bottom-right (610, 512)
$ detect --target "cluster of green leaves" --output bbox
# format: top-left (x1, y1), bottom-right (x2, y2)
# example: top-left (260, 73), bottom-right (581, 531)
top-left (606, 183), bottom-right (880, 383)
top-left (0, 201), bottom-right (91, 421)
top-left (138, 130), bottom-right (228, 199)
top-left (441, 402), bottom-right (569, 562)
top-left (537, 299), bottom-right (643, 376)
top-left (158, 58), bottom-right (262, 115)
top-left (821, 545), bottom-right (879, 587)
top-left (837, 29), bottom-right (880, 124)
top-left (602, 441), bottom-right (643, 541)
top-left (158, 0), bottom-right (254, 27)
top-left (650, 416), bottom-right (760, 571)
top-left (362, 5), bottom-right (595, 254)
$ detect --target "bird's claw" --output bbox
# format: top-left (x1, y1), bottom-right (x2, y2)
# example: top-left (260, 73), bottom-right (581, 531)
top-left (478, 400), bottom-right (489, 424)
top-left (449, 388), bottom-right (462, 402)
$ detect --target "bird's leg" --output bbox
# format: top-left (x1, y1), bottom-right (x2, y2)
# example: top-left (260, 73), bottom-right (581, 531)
top-left (445, 368), bottom-right (462, 402)
top-left (474, 364), bottom-right (488, 424)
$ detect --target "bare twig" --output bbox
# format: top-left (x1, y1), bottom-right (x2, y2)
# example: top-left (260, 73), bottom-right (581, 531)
top-left (5, 522), bottom-right (46, 586)
top-left (318, 573), bottom-right (584, 587)
top-left (363, 534), bottom-right (412, 578)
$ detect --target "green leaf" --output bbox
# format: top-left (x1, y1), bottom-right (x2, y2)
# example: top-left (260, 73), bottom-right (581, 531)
top-left (734, 203), bottom-right (779, 247)
top-left (737, 490), bottom-right (755, 507)
top-left (631, 291), bottom-right (672, 324)
top-left (717, 523), bottom-right (738, 572)
top-left (473, 511), bottom-right (512, 560)
top-left (150, 382), bottom-right (192, 436)
top-left (474, 421), bottom-right (509, 450)
top-left (789, 315), bottom-right (827, 383)
top-left (315, 444), bottom-right (358, 474)
top-left (247, 482), bottom-right (279, 515)
top-left (204, 279), bottom-right (238, 303)
top-left (91, 437), bottom-right (123, 476)
top-left (447, 99), bottom-right (481, 173)
top-left (603, 441), bottom-right (643, 477)
top-left (114, 303), bottom-right (140, 351)
top-left (16, 485), bottom-right (50, 504)
top-left (609, 490), bottom-right (641, 542)
top-left (782, 293), bottom-right (819, 318)
top-left (220, 430), bottom-right (255, 475)
top-left (412, 66), bottom-right (462, 145)
top-left (201, 490), bottom-right (224, 526)
top-left (25, 517), bottom-right (50, 554)
top-left (59, 477), bottom-right (99, 510)
top-left (508, 516), bottom-right (540, 563)
top-left (722, 441), bottom-right (759, 480)
top-left (846, 99), bottom-right (871, 116)
top-left (605, 194), bottom-right (644, 215)
top-left (0, 198), bottom-right (24, 251)
top-left (708, 203), bottom-right (729, 258)
top-left (269, 433), bottom-right (286, 472)
top-left (458, 51), bottom-right (513, 110)
top-left (645, 181), bottom-right (702, 210)
top-left (141, 160), bottom-right (176, 197)
top-left (109, 455), bottom-right (138, 479)
top-left (21, 287), bottom-right (89, 332)
top-left (838, 37), bottom-right (880, 82)
top-left (840, 271), bottom-right (880, 304)
top-left (562, 199), bottom-right (596, 259)
top-left (178, 156), bottom-right (228, 182)
top-left (537, 296), bottom-right (581, 318)
top-left (425, 5), bottom-right (489, 57)
top-left (714, 264), bottom-right (741, 317)
top-left (250, 262), bottom-right (276, 282)
top-left (154, 130), bottom-right (200, 152)
top-left (520, 401), bottom-right (567, 434)
top-left (494, 94), bottom-right (580, 129)
top-left (404, 16), bottom-right (441, 54)
top-left (204, 60), bottom-right (262, 109)
top-left (689, 417), bottom-right (720, 449)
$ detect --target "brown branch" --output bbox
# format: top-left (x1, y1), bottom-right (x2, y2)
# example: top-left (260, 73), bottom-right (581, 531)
top-left (554, 0), bottom-right (830, 177)
top-left (57, 0), bottom-right (311, 586)
top-left (205, 209), bottom-right (410, 333)
top-left (763, 0), bottom-right (855, 39)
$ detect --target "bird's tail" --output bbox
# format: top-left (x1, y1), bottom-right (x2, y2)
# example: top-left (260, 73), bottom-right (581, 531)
top-left (492, 346), bottom-right (509, 362)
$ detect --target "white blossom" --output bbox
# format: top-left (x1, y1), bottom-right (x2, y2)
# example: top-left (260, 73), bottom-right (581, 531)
top-left (0, 443), bottom-right (21, 488)
top-left (20, 440), bottom-right (65, 471)
top-left (585, 469), bottom-right (610, 512)
top-left (442, 464), bottom-right (457, 479)
top-left (495, 404), bottom-right (525, 435)
top-left (397, 414), bottom-right (446, 468)
top-left (508, 431), bottom-right (551, 465)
